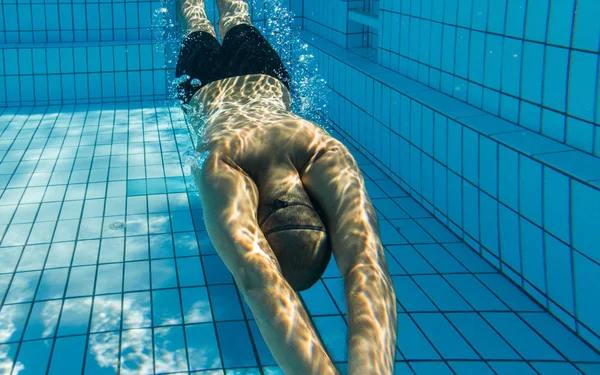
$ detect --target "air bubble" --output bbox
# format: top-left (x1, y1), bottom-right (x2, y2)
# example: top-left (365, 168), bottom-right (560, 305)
top-left (191, 78), bottom-right (201, 87)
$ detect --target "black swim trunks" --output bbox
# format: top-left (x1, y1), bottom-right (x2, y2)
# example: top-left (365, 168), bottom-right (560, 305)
top-left (175, 24), bottom-right (291, 105)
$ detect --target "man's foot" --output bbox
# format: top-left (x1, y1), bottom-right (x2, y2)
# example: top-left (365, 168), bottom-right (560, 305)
top-left (178, 0), bottom-right (217, 38)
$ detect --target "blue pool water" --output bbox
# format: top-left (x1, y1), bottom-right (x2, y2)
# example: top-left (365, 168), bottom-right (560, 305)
top-left (1, 0), bottom-right (600, 374)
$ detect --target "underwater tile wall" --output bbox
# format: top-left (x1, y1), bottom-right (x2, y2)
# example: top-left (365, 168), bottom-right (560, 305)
top-left (298, 21), bottom-right (600, 357)
top-left (0, 0), bottom-right (165, 44)
top-left (0, 42), bottom-right (174, 107)
top-left (0, 0), bottom-right (302, 107)
top-left (302, 0), bottom-right (600, 350)
top-left (375, 0), bottom-right (600, 157)
top-left (302, 0), bottom-right (365, 49)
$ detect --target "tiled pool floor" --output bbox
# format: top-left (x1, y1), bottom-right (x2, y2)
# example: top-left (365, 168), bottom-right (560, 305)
top-left (0, 102), bottom-right (599, 375)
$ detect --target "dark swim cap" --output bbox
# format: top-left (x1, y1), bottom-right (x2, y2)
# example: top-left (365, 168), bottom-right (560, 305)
top-left (259, 199), bottom-right (326, 235)
top-left (259, 199), bottom-right (331, 291)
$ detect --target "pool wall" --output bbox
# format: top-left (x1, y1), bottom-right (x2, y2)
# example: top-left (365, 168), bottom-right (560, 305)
top-left (0, 0), bottom-right (302, 106)
top-left (300, 0), bottom-right (600, 351)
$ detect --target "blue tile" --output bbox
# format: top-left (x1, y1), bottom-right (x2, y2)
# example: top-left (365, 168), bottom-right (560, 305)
top-left (443, 243), bottom-right (495, 273)
top-left (539, 149), bottom-right (600, 183)
top-left (433, 113), bottom-right (448, 164)
top-left (90, 295), bottom-right (122, 333)
top-left (415, 244), bottom-right (467, 273)
top-left (154, 326), bottom-right (189, 373)
top-left (578, 364), bottom-right (600, 375)
top-left (392, 276), bottom-right (438, 312)
top-left (15, 339), bottom-right (53, 375)
top-left (217, 321), bottom-right (257, 368)
top-left (447, 172), bottom-right (462, 226)
top-left (520, 219), bottom-right (546, 292)
top-left (546, 0), bottom-right (575, 46)
top-left (498, 203), bottom-right (521, 272)
top-left (202, 254), bottom-right (234, 285)
top-left (542, 167), bottom-right (571, 243)
top-left (521, 312), bottom-right (600, 363)
top-left (543, 46), bottom-right (569, 112)
top-left (85, 333), bottom-right (120, 374)
top-left (185, 324), bottom-right (223, 371)
top-left (566, 117), bottom-right (595, 153)
top-left (391, 219), bottom-right (435, 244)
top-left (48, 335), bottom-right (86, 375)
top-left (497, 145), bottom-right (519, 210)
top-left (532, 362), bottom-right (586, 375)
top-left (209, 284), bottom-right (244, 321)
top-left (393, 362), bottom-right (416, 375)
top-left (312, 315), bottom-right (348, 362)
top-left (479, 192), bottom-right (499, 256)
top-left (66, 265), bottom-right (96, 297)
top-left (412, 313), bottom-right (479, 359)
top-left (573, 252), bottom-right (600, 335)
top-left (447, 312), bottom-right (519, 360)
top-left (518, 156), bottom-right (543, 225)
top-left (58, 297), bottom-right (92, 336)
top-left (379, 220), bottom-right (409, 245)
top-left (181, 287), bottom-right (213, 324)
top-left (544, 234), bottom-right (575, 313)
top-left (482, 312), bottom-right (562, 360)
top-left (125, 235), bottom-right (149, 261)
top-left (489, 362), bottom-right (537, 375)
top-left (416, 217), bottom-right (460, 243)
top-left (501, 38), bottom-right (522, 97)
top-left (36, 268), bottom-right (69, 301)
top-left (396, 313), bottom-right (440, 360)
top-left (95, 263), bottom-right (123, 294)
top-left (571, 181), bottom-right (600, 263)
top-left (394, 196), bottom-right (432, 218)
top-left (446, 120), bottom-right (462, 174)
top-left (413, 275), bottom-right (472, 311)
top-left (300, 280), bottom-right (340, 316)
top-left (388, 245), bottom-right (436, 275)
top-left (149, 234), bottom-right (174, 259)
top-left (476, 273), bottom-right (542, 312)
top-left (122, 292), bottom-right (152, 329)
top-left (462, 181), bottom-right (479, 241)
top-left (409, 361), bottom-right (453, 375)
top-left (445, 273), bottom-right (508, 311)
top-left (176, 256), bottom-right (205, 287)
top-left (119, 328), bottom-right (153, 372)
top-left (23, 300), bottom-right (59, 341)
top-left (372, 198), bottom-right (410, 220)
top-left (448, 361), bottom-right (495, 375)
top-left (152, 288), bottom-right (183, 326)
top-left (572, 0), bottom-right (600, 51)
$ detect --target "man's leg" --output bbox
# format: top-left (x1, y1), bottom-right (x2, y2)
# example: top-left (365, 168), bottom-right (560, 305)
top-left (179, 0), bottom-right (217, 39)
top-left (217, 0), bottom-right (252, 39)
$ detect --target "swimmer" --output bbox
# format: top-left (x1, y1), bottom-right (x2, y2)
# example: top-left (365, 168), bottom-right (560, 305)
top-left (175, 1), bottom-right (397, 373)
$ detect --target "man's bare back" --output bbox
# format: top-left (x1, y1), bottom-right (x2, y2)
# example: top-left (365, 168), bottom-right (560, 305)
top-left (190, 74), bottom-right (334, 205)
top-left (176, 1), bottom-right (398, 374)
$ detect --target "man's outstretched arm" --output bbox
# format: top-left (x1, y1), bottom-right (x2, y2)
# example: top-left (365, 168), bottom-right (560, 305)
top-left (302, 139), bottom-right (398, 375)
top-left (193, 153), bottom-right (339, 375)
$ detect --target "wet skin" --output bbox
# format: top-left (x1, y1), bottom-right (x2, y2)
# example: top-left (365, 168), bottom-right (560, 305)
top-left (180, 1), bottom-right (398, 374)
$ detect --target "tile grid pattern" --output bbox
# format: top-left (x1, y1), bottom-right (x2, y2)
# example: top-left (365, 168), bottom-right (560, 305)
top-left (375, 0), bottom-right (600, 157)
top-left (302, 0), bottom-right (365, 49)
top-left (1, 103), bottom-right (599, 375)
top-left (0, 0), bottom-right (301, 107)
top-left (0, 0), bottom-right (599, 374)
top-left (301, 30), bottom-right (600, 352)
